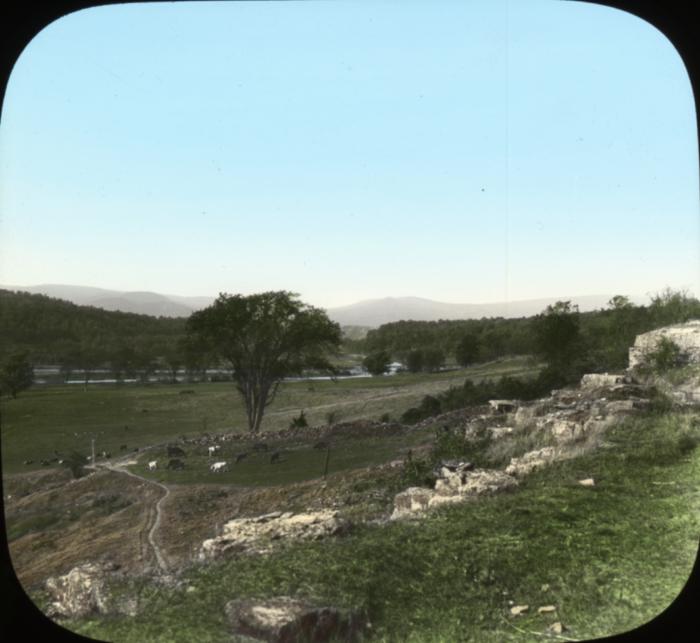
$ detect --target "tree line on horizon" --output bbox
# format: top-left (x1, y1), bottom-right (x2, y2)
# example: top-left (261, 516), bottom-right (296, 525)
top-left (2, 287), bottom-right (699, 387)
top-left (2, 287), bottom-right (700, 433)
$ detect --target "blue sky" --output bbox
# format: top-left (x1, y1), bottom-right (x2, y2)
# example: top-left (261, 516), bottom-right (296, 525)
top-left (1, 0), bottom-right (698, 308)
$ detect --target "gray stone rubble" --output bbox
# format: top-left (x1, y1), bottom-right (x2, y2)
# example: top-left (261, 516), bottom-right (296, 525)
top-left (199, 510), bottom-right (343, 560)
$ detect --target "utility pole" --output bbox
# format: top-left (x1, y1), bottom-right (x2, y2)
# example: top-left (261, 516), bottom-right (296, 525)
top-left (323, 445), bottom-right (331, 479)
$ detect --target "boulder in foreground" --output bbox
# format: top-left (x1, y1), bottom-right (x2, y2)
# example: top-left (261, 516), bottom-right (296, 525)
top-left (200, 510), bottom-right (344, 560)
top-left (225, 596), bottom-right (367, 642)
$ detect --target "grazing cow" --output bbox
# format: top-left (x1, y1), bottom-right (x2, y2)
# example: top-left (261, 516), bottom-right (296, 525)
top-left (133, 447), bottom-right (139, 452)
top-left (120, 444), bottom-right (128, 451)
top-left (313, 441), bottom-right (329, 450)
top-left (270, 452), bottom-right (281, 464)
top-left (23, 460), bottom-right (33, 465)
top-left (207, 445), bottom-right (221, 457)
top-left (210, 461), bottom-right (228, 473)
top-left (167, 445), bottom-right (186, 458)
top-left (148, 460), bottom-right (158, 471)
top-left (58, 459), bottom-right (64, 465)
top-left (40, 459), bottom-right (50, 466)
top-left (252, 442), bottom-right (268, 452)
top-left (167, 458), bottom-right (185, 470)
top-left (235, 452), bottom-right (248, 464)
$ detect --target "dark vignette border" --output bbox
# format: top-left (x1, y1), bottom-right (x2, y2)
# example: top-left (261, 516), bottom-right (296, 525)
top-left (0, 1), bottom-right (698, 641)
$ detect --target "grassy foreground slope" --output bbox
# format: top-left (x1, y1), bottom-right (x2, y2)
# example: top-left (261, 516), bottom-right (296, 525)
top-left (1, 357), bottom-right (535, 474)
top-left (57, 410), bottom-right (700, 642)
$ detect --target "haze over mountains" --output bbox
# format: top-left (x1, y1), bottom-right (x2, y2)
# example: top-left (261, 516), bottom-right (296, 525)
top-left (2, 284), bottom-right (650, 327)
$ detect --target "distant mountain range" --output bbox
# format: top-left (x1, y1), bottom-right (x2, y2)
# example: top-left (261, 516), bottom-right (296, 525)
top-left (1, 284), bottom-right (214, 318)
top-left (2, 284), bottom-right (647, 327)
top-left (324, 295), bottom-right (647, 327)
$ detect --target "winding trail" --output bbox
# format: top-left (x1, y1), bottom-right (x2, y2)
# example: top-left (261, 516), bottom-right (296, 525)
top-left (102, 458), bottom-right (171, 574)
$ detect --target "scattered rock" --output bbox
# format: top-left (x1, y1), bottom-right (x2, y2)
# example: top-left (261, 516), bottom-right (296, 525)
top-left (392, 468), bottom-right (518, 519)
top-left (513, 403), bottom-right (547, 428)
top-left (537, 605), bottom-right (557, 614)
top-left (434, 469), bottom-right (518, 497)
top-left (548, 418), bottom-right (585, 444)
top-left (603, 399), bottom-right (637, 415)
top-left (510, 604), bottom-right (529, 616)
top-left (548, 621), bottom-right (566, 634)
top-left (489, 426), bottom-right (514, 439)
top-left (489, 400), bottom-right (519, 414)
top-left (391, 487), bottom-right (435, 520)
top-left (45, 562), bottom-right (135, 618)
top-left (225, 596), bottom-right (367, 642)
top-left (580, 373), bottom-right (625, 389)
top-left (505, 447), bottom-right (559, 477)
top-left (199, 510), bottom-right (344, 559)
top-left (45, 563), bottom-right (110, 618)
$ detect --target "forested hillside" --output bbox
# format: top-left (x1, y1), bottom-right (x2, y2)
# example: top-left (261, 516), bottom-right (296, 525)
top-left (0, 289), bottom-right (186, 371)
top-left (2, 288), bottom-right (699, 388)
top-left (364, 291), bottom-right (700, 373)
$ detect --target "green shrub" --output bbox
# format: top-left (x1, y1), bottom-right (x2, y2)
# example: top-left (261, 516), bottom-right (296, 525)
top-left (400, 395), bottom-right (442, 425)
top-left (646, 337), bottom-right (687, 373)
top-left (62, 451), bottom-right (89, 479)
top-left (677, 430), bottom-right (700, 455)
top-left (289, 410), bottom-right (308, 429)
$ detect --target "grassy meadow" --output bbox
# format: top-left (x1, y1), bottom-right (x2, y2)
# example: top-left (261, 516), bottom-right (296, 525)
top-left (1, 357), bottom-right (536, 476)
top-left (46, 409), bottom-right (700, 642)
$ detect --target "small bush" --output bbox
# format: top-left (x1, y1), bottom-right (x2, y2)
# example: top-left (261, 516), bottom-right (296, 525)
top-left (646, 337), bottom-right (687, 374)
top-left (677, 431), bottom-right (700, 455)
top-left (394, 452), bottom-right (432, 490)
top-left (400, 395), bottom-right (442, 425)
top-left (62, 452), bottom-right (88, 479)
top-left (289, 410), bottom-right (308, 429)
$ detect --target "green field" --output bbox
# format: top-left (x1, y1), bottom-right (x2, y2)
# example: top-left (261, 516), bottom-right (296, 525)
top-left (1, 357), bottom-right (536, 476)
top-left (48, 409), bottom-right (700, 642)
top-left (129, 431), bottom-right (431, 488)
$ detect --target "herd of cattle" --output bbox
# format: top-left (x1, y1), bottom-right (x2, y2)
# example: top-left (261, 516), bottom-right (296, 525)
top-left (142, 439), bottom-right (314, 474)
top-left (23, 432), bottom-right (332, 473)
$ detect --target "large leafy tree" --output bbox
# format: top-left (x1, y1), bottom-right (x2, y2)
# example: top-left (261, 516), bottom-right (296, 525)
top-left (533, 301), bottom-right (582, 372)
top-left (363, 350), bottom-right (392, 376)
top-left (0, 351), bottom-right (34, 398)
top-left (454, 333), bottom-right (479, 367)
top-left (187, 291), bottom-right (341, 433)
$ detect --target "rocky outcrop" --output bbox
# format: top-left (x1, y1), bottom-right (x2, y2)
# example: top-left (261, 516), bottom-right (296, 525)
top-left (199, 510), bottom-right (343, 560)
top-left (391, 465), bottom-right (518, 520)
top-left (225, 597), bottom-right (367, 642)
top-left (391, 367), bottom-right (663, 520)
top-left (505, 447), bottom-right (560, 477)
top-left (629, 320), bottom-right (700, 370)
top-left (45, 562), bottom-right (137, 619)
